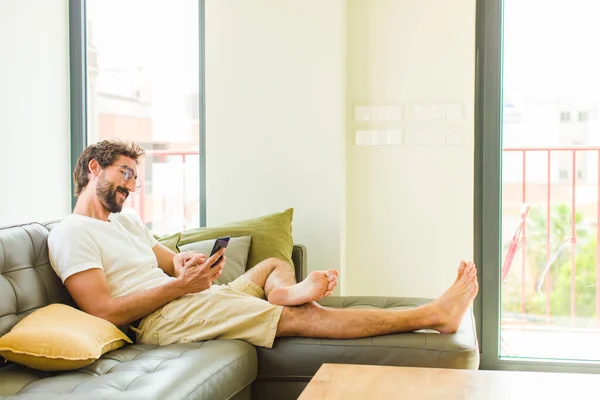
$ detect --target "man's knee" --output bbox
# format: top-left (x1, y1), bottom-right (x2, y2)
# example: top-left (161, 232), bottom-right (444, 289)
top-left (265, 257), bottom-right (289, 267)
top-left (257, 257), bottom-right (290, 274)
top-left (254, 257), bottom-right (280, 269)
top-left (244, 258), bottom-right (281, 287)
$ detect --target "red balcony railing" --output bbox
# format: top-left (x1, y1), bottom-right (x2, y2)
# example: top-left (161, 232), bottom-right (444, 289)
top-left (503, 146), bottom-right (600, 329)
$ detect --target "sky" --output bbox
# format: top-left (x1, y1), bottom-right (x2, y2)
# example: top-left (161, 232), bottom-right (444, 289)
top-left (87, 0), bottom-right (199, 90)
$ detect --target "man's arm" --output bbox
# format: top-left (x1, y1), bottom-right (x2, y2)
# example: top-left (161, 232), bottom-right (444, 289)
top-left (153, 243), bottom-right (206, 278)
top-left (65, 269), bottom-right (185, 326)
top-left (153, 243), bottom-right (177, 277)
top-left (64, 248), bottom-right (226, 327)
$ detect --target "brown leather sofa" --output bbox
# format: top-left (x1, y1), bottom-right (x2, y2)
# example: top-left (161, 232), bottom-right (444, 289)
top-left (0, 221), bottom-right (479, 399)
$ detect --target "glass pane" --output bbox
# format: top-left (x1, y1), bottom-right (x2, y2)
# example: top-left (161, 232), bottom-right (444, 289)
top-left (501, 0), bottom-right (600, 361)
top-left (86, 0), bottom-right (200, 233)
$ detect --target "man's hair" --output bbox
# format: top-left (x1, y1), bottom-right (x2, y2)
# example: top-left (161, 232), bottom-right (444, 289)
top-left (73, 139), bottom-right (145, 196)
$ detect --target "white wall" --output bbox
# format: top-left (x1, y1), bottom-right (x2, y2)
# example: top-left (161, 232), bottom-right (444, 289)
top-left (207, 0), bottom-right (475, 299)
top-left (205, 0), bottom-right (347, 282)
top-left (0, 0), bottom-right (71, 225)
top-left (345, 0), bottom-right (476, 297)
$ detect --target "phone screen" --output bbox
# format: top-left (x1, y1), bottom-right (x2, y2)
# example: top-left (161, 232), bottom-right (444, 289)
top-left (209, 236), bottom-right (230, 267)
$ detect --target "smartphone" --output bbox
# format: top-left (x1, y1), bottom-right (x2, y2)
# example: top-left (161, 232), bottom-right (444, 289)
top-left (209, 236), bottom-right (230, 267)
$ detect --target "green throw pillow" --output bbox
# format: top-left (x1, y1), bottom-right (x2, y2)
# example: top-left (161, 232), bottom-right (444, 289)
top-left (177, 208), bottom-right (294, 269)
top-left (157, 232), bottom-right (181, 252)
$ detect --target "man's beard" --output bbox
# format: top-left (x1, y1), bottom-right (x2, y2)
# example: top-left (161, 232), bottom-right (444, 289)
top-left (97, 175), bottom-right (128, 213)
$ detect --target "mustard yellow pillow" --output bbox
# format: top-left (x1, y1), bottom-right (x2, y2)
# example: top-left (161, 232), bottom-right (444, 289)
top-left (0, 304), bottom-right (132, 371)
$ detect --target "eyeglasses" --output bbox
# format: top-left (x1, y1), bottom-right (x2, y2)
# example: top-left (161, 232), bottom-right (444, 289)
top-left (115, 164), bottom-right (142, 190)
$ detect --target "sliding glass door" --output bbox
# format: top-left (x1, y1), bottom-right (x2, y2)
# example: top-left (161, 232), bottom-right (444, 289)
top-left (479, 0), bottom-right (600, 371)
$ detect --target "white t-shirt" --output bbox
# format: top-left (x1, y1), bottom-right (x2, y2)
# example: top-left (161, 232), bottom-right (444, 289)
top-left (48, 208), bottom-right (174, 297)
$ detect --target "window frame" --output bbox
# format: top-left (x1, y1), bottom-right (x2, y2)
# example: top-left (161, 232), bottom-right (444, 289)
top-left (68, 0), bottom-right (207, 227)
top-left (476, 0), bottom-right (600, 373)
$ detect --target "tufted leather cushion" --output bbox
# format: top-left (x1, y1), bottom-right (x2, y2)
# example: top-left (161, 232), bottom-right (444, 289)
top-left (0, 341), bottom-right (257, 399)
top-left (0, 223), bottom-right (74, 338)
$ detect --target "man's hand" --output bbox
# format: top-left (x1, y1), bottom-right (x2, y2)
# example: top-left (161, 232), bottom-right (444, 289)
top-left (173, 250), bottom-right (205, 278)
top-left (175, 248), bottom-right (226, 294)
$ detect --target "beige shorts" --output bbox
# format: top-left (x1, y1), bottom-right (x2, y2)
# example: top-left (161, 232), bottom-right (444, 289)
top-left (133, 275), bottom-right (284, 348)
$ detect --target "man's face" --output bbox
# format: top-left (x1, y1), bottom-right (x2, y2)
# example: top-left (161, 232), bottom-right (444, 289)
top-left (96, 157), bottom-right (138, 213)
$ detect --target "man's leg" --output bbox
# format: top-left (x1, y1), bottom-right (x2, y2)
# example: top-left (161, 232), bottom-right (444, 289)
top-left (276, 261), bottom-right (478, 336)
top-left (242, 258), bottom-right (339, 306)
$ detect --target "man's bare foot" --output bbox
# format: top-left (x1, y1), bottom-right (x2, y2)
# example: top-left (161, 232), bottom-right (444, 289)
top-left (429, 261), bottom-right (479, 334)
top-left (267, 270), bottom-right (339, 306)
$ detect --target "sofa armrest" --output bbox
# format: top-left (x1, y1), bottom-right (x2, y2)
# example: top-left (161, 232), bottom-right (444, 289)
top-left (291, 244), bottom-right (307, 283)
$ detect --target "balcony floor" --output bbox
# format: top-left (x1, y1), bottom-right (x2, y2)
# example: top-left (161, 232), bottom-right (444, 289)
top-left (501, 325), bottom-right (600, 361)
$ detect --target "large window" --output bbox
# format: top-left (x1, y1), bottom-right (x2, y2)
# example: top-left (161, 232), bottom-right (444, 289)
top-left (477, 0), bottom-right (600, 373)
top-left (70, 0), bottom-right (205, 233)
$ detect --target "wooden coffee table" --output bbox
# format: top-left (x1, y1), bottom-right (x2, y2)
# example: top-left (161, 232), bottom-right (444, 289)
top-left (298, 363), bottom-right (600, 399)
